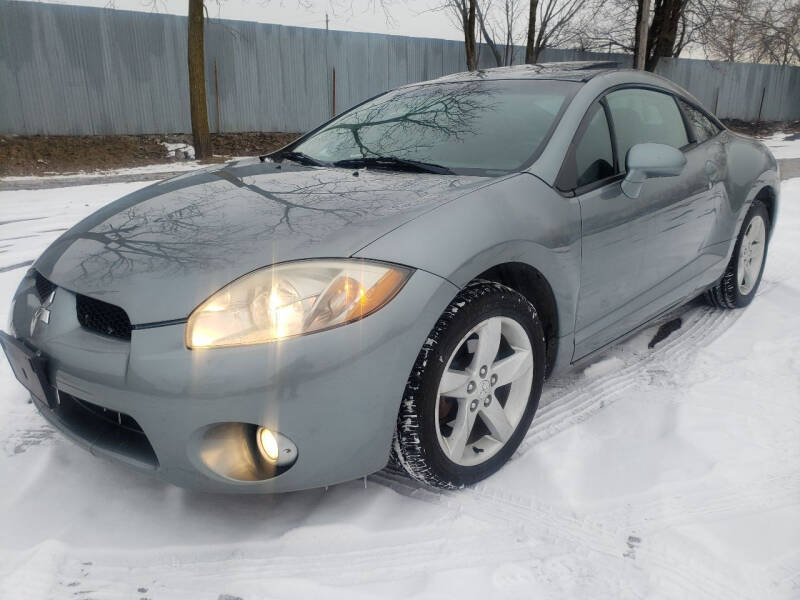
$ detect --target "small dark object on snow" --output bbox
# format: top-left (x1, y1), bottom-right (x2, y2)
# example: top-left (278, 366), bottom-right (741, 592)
top-left (648, 318), bottom-right (683, 349)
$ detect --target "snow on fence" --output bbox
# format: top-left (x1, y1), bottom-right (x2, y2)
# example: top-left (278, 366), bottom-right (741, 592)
top-left (1, 1), bottom-right (799, 136)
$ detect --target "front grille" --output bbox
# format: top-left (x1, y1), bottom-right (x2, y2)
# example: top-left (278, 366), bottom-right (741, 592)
top-left (34, 271), bottom-right (56, 301)
top-left (76, 294), bottom-right (132, 340)
top-left (46, 391), bottom-right (158, 468)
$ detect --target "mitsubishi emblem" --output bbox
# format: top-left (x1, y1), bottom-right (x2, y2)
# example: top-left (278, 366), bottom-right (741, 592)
top-left (30, 290), bottom-right (55, 336)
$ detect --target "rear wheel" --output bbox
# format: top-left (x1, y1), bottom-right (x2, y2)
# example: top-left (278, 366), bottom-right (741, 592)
top-left (392, 281), bottom-right (546, 489)
top-left (706, 201), bottom-right (770, 309)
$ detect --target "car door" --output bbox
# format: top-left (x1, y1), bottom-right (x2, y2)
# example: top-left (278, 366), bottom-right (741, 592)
top-left (566, 87), bottom-right (700, 360)
top-left (556, 99), bottom-right (659, 360)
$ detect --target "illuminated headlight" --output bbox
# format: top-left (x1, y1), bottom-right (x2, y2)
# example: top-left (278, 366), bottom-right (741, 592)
top-left (186, 259), bottom-right (412, 348)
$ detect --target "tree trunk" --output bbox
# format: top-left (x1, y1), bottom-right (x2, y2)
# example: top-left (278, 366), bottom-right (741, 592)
top-left (633, 0), bottom-right (651, 69)
top-left (464, 0), bottom-right (478, 70)
top-left (188, 0), bottom-right (211, 159)
top-left (645, 0), bottom-right (685, 71)
top-left (525, 0), bottom-right (539, 64)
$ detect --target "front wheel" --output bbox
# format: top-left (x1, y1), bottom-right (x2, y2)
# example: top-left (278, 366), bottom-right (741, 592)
top-left (392, 281), bottom-right (546, 489)
top-left (706, 201), bottom-right (771, 309)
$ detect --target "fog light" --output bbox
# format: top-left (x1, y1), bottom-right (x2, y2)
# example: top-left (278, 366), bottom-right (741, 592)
top-left (257, 427), bottom-right (280, 461)
top-left (196, 423), bottom-right (298, 482)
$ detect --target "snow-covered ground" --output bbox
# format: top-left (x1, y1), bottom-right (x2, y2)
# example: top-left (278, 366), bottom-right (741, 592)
top-left (761, 131), bottom-right (800, 160)
top-left (0, 160), bottom-right (243, 185)
top-left (0, 171), bottom-right (798, 599)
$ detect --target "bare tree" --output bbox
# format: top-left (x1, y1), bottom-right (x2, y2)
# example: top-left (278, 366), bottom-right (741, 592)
top-left (587, 0), bottom-right (797, 68)
top-left (527, 0), bottom-right (604, 63)
top-left (106, 0), bottom-right (213, 157)
top-left (644, 0), bottom-right (690, 70)
top-left (442, 1), bottom-right (480, 69)
top-left (587, 0), bottom-right (694, 70)
top-left (757, 0), bottom-right (800, 65)
top-left (476, 0), bottom-right (525, 66)
top-left (700, 0), bottom-right (800, 65)
top-left (524, 0), bottom-right (539, 63)
top-left (441, 0), bottom-right (601, 68)
top-left (188, 0), bottom-right (212, 159)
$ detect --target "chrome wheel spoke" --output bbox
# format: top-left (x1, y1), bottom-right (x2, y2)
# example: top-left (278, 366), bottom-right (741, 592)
top-left (738, 252), bottom-right (747, 285)
top-left (470, 318), bottom-right (502, 373)
top-left (751, 241), bottom-right (765, 271)
top-left (491, 347), bottom-right (532, 387)
top-left (444, 404), bottom-right (474, 461)
top-left (480, 399), bottom-right (514, 443)
top-left (438, 369), bottom-right (471, 398)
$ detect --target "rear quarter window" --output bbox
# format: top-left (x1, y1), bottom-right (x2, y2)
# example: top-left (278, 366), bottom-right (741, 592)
top-left (678, 99), bottom-right (721, 143)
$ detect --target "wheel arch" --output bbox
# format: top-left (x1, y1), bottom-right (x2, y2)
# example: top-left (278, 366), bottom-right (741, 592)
top-left (474, 262), bottom-right (559, 377)
top-left (753, 185), bottom-right (778, 237)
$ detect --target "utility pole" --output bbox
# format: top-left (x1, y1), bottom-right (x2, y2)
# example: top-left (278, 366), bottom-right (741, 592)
top-left (635, 0), bottom-right (651, 70)
top-left (325, 12), bottom-right (329, 31)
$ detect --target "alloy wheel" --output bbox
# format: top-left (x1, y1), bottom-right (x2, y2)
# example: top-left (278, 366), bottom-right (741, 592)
top-left (737, 214), bottom-right (766, 296)
top-left (434, 316), bottom-right (534, 466)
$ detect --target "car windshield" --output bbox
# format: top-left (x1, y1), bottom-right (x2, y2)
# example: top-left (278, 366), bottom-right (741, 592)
top-left (291, 79), bottom-right (579, 176)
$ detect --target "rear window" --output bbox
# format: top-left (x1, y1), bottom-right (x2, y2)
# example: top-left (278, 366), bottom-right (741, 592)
top-left (294, 80), bottom-right (580, 175)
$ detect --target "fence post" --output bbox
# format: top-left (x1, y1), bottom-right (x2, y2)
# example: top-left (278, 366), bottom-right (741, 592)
top-left (332, 67), bottom-right (336, 118)
top-left (757, 86), bottom-right (766, 125)
top-left (213, 60), bottom-right (220, 134)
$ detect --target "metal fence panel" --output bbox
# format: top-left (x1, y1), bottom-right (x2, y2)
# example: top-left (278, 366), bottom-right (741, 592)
top-left (1, 1), bottom-right (798, 135)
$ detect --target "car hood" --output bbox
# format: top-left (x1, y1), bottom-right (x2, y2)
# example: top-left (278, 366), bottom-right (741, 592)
top-left (35, 158), bottom-right (486, 323)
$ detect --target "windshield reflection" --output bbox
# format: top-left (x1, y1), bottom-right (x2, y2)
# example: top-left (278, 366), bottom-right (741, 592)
top-left (293, 80), bottom-right (576, 175)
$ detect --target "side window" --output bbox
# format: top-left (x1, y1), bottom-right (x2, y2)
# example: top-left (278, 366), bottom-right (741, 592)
top-left (678, 99), bottom-right (720, 143)
top-left (606, 89), bottom-right (689, 166)
top-left (574, 104), bottom-right (615, 188)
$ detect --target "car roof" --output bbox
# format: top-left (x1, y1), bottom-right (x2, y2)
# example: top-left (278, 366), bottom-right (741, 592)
top-left (427, 61), bottom-right (623, 84)
top-left (414, 63), bottom-right (708, 119)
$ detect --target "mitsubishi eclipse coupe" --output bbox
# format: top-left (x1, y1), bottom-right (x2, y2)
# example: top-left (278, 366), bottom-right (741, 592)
top-left (2, 63), bottom-right (779, 492)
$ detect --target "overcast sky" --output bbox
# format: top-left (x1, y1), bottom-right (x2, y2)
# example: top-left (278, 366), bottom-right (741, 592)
top-left (25, 0), bottom-right (464, 40)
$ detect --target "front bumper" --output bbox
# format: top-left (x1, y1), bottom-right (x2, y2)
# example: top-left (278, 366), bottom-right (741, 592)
top-left (7, 268), bottom-right (458, 493)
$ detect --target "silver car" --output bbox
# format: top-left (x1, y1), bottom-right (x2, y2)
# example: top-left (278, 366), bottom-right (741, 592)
top-left (2, 63), bottom-right (779, 492)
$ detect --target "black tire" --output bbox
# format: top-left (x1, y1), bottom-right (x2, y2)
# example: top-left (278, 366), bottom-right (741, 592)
top-left (705, 201), bottom-right (770, 309)
top-left (392, 280), bottom-right (546, 489)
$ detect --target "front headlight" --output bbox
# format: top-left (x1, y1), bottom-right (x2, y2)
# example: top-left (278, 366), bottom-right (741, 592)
top-left (186, 259), bottom-right (412, 348)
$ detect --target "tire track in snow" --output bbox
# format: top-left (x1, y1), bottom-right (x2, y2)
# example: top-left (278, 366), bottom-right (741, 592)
top-left (517, 302), bottom-right (739, 455)
top-left (373, 471), bottom-right (757, 600)
top-left (371, 303), bottom-right (781, 600)
top-left (34, 529), bottom-right (533, 600)
top-left (373, 468), bottom-right (772, 600)
top-left (588, 470), bottom-right (800, 534)
top-left (371, 470), bottom-right (650, 597)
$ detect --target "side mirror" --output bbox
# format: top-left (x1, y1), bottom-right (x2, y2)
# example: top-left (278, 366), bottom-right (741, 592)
top-left (622, 143), bottom-right (687, 199)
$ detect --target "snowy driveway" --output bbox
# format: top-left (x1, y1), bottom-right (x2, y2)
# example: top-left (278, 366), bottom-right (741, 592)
top-left (0, 176), bottom-right (798, 599)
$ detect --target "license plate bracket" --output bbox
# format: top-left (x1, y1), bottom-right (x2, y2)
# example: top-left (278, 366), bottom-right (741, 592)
top-left (0, 331), bottom-right (56, 409)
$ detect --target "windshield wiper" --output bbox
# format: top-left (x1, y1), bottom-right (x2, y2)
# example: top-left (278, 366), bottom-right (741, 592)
top-left (273, 150), bottom-right (327, 167)
top-left (332, 156), bottom-right (455, 175)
